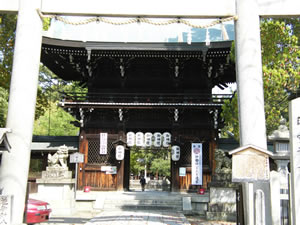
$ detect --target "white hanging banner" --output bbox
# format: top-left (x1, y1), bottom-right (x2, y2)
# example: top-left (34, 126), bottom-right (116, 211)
top-left (99, 133), bottom-right (108, 155)
top-left (191, 143), bottom-right (202, 185)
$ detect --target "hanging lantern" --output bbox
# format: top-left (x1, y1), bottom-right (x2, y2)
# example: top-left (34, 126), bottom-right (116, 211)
top-left (126, 132), bottom-right (135, 147)
top-left (144, 132), bottom-right (153, 147)
top-left (116, 145), bottom-right (125, 160)
top-left (136, 132), bottom-right (144, 147)
top-left (153, 132), bottom-right (162, 147)
top-left (171, 145), bottom-right (180, 161)
top-left (162, 132), bottom-right (171, 147)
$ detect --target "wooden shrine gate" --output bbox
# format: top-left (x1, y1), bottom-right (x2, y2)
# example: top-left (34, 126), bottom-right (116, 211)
top-left (38, 37), bottom-right (234, 192)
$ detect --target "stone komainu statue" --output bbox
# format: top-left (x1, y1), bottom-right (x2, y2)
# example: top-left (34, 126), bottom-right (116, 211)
top-left (48, 145), bottom-right (69, 168)
top-left (215, 149), bottom-right (232, 174)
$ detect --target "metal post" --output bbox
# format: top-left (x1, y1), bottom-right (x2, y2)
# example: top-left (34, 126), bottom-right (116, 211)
top-left (75, 162), bottom-right (78, 199)
top-left (0, 0), bottom-right (42, 224)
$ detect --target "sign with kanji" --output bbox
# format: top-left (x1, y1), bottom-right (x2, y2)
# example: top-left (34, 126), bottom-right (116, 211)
top-left (229, 145), bottom-right (273, 182)
top-left (191, 143), bottom-right (202, 185)
top-left (99, 133), bottom-right (108, 155)
top-left (69, 152), bottom-right (84, 163)
top-left (290, 97), bottom-right (300, 224)
top-left (0, 195), bottom-right (12, 225)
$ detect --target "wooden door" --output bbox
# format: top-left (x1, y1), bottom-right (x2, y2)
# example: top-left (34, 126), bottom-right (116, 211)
top-left (78, 133), bottom-right (122, 191)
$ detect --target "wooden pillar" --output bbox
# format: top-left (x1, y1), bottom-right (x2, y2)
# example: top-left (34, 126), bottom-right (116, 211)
top-left (171, 160), bottom-right (179, 192)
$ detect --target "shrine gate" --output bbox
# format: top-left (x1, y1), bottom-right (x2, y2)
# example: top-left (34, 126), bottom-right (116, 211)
top-left (41, 37), bottom-right (235, 191)
top-left (0, 0), bottom-right (299, 224)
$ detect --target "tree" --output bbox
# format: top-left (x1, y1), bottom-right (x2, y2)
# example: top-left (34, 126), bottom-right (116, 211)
top-left (0, 14), bottom-right (50, 124)
top-left (33, 101), bottom-right (79, 136)
top-left (130, 146), bottom-right (170, 178)
top-left (0, 14), bottom-right (16, 89)
top-left (0, 87), bottom-right (8, 127)
top-left (0, 14), bottom-right (83, 133)
top-left (221, 19), bottom-right (300, 140)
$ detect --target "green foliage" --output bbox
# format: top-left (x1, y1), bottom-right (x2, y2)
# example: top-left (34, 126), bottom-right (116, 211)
top-left (0, 87), bottom-right (8, 127)
top-left (261, 19), bottom-right (300, 134)
top-left (0, 14), bottom-right (16, 89)
top-left (220, 93), bottom-right (239, 140)
top-left (150, 158), bottom-right (170, 178)
top-left (221, 19), bottom-right (300, 139)
top-left (33, 101), bottom-right (79, 136)
top-left (130, 146), bottom-right (170, 177)
top-left (0, 15), bottom-right (53, 123)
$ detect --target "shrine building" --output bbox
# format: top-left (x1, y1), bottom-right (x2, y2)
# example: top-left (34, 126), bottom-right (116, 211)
top-left (40, 36), bottom-right (236, 192)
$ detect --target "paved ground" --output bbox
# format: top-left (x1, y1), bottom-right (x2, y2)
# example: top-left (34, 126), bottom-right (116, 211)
top-left (39, 190), bottom-right (236, 225)
top-left (42, 213), bottom-right (236, 225)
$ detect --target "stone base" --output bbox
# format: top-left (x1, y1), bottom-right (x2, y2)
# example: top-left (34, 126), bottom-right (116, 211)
top-left (35, 173), bottom-right (75, 216)
top-left (206, 186), bottom-right (237, 222)
top-left (41, 167), bottom-right (72, 180)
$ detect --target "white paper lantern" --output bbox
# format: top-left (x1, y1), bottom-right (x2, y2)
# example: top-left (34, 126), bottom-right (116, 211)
top-left (116, 145), bottom-right (125, 160)
top-left (162, 132), bottom-right (171, 147)
top-left (171, 145), bottom-right (180, 161)
top-left (126, 132), bottom-right (135, 147)
top-left (153, 132), bottom-right (162, 147)
top-left (144, 132), bottom-right (153, 147)
top-left (136, 132), bottom-right (144, 147)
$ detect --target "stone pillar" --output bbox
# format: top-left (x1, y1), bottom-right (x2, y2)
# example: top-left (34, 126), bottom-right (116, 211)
top-left (0, 0), bottom-right (42, 224)
top-left (235, 1), bottom-right (267, 224)
top-left (235, 0), bottom-right (267, 149)
top-left (289, 97), bottom-right (300, 225)
top-left (255, 189), bottom-right (265, 225)
top-left (270, 171), bottom-right (281, 225)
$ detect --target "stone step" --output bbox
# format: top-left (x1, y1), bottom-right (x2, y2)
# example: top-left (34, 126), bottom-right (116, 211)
top-left (206, 211), bottom-right (236, 222)
top-left (102, 191), bottom-right (183, 211)
top-left (104, 204), bottom-right (182, 211)
top-left (104, 199), bottom-right (181, 205)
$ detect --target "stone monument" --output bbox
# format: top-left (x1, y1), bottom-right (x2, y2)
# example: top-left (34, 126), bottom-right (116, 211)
top-left (206, 149), bottom-right (237, 222)
top-left (36, 145), bottom-right (75, 215)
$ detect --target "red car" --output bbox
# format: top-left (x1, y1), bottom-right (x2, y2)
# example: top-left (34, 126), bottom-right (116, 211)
top-left (26, 198), bottom-right (51, 224)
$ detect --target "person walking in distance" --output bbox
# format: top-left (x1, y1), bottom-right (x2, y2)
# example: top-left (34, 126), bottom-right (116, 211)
top-left (140, 176), bottom-right (146, 191)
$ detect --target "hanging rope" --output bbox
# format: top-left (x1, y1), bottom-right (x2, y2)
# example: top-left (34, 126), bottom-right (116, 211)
top-left (37, 9), bottom-right (238, 29)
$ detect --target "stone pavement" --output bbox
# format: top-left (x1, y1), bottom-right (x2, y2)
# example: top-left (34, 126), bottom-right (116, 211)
top-left (42, 213), bottom-right (236, 225)
top-left (85, 210), bottom-right (190, 225)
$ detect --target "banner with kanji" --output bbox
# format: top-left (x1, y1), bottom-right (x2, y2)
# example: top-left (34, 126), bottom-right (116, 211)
top-left (99, 133), bottom-right (108, 155)
top-left (191, 143), bottom-right (202, 185)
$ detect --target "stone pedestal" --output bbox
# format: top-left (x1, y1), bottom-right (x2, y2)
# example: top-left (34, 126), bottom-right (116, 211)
top-left (206, 173), bottom-right (238, 222)
top-left (36, 167), bottom-right (75, 216)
